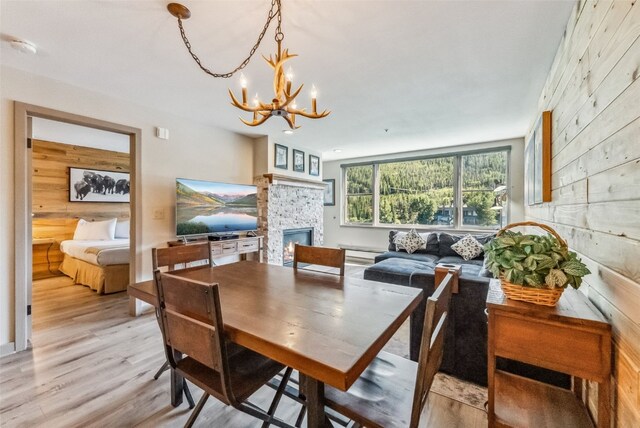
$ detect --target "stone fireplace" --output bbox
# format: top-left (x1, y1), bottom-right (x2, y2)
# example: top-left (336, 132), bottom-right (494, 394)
top-left (255, 175), bottom-right (324, 265)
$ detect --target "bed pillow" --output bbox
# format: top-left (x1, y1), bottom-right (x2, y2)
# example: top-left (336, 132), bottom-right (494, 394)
top-left (115, 220), bottom-right (130, 239)
top-left (73, 218), bottom-right (117, 240)
top-left (451, 234), bottom-right (484, 261)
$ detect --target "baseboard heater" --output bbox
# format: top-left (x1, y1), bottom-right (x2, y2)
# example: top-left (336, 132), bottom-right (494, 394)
top-left (338, 245), bottom-right (385, 260)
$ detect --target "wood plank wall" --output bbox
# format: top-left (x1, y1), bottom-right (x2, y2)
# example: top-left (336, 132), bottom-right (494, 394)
top-left (525, 0), bottom-right (640, 426)
top-left (32, 140), bottom-right (130, 279)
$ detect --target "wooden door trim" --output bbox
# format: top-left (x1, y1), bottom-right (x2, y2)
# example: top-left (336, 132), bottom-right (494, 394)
top-left (13, 102), bottom-right (142, 352)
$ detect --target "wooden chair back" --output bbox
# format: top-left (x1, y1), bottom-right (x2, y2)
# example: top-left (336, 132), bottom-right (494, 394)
top-left (152, 243), bottom-right (212, 272)
top-left (154, 271), bottom-right (233, 398)
top-left (409, 270), bottom-right (454, 428)
top-left (293, 244), bottom-right (346, 276)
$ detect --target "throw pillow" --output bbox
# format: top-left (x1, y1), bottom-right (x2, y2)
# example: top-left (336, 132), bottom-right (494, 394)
top-left (451, 234), bottom-right (484, 261)
top-left (393, 231), bottom-right (433, 252)
top-left (396, 229), bottom-right (426, 254)
top-left (73, 218), bottom-right (117, 240)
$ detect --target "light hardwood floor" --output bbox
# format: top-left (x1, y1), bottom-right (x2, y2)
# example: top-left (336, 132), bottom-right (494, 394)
top-left (0, 270), bottom-right (487, 427)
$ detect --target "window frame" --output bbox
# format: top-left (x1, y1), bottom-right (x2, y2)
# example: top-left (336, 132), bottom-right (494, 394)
top-left (341, 146), bottom-right (510, 230)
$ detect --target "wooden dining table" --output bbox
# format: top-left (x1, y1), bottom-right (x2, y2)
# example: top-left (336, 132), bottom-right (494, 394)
top-left (128, 260), bottom-right (423, 427)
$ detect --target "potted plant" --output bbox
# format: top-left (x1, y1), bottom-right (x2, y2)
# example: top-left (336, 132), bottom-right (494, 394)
top-left (484, 221), bottom-right (590, 306)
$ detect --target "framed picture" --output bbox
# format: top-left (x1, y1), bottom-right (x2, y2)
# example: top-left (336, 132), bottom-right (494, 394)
top-left (526, 111), bottom-right (552, 205)
top-left (274, 144), bottom-right (288, 169)
top-left (69, 167), bottom-right (130, 203)
top-left (309, 154), bottom-right (320, 176)
top-left (293, 149), bottom-right (305, 172)
top-left (323, 179), bottom-right (335, 206)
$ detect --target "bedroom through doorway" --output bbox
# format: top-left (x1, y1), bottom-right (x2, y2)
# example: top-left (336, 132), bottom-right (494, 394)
top-left (30, 118), bottom-right (132, 336)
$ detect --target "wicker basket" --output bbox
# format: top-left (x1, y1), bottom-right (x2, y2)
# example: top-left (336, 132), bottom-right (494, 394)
top-left (496, 221), bottom-right (567, 307)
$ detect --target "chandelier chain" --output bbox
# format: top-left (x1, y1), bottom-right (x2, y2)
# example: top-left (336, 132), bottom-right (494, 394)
top-left (176, 0), bottom-right (282, 78)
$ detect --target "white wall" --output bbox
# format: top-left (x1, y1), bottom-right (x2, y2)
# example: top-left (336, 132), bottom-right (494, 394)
top-left (0, 66), bottom-right (255, 349)
top-left (322, 138), bottom-right (524, 253)
top-left (32, 117), bottom-right (130, 153)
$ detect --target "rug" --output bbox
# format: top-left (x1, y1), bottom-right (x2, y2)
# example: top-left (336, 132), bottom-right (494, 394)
top-left (431, 372), bottom-right (488, 411)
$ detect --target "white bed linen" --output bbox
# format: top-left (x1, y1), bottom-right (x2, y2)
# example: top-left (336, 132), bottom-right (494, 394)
top-left (60, 239), bottom-right (130, 266)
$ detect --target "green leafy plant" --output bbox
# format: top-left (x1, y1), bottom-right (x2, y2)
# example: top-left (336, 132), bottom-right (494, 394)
top-left (484, 231), bottom-right (590, 289)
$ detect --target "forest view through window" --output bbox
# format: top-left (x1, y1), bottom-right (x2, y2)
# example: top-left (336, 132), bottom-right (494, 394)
top-left (343, 149), bottom-right (508, 229)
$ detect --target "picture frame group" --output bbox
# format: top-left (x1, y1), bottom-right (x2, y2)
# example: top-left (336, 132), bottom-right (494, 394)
top-left (273, 144), bottom-right (321, 177)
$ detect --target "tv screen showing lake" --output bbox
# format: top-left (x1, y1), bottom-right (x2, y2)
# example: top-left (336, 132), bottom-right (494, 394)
top-left (176, 179), bottom-right (258, 236)
top-left (177, 207), bottom-right (257, 234)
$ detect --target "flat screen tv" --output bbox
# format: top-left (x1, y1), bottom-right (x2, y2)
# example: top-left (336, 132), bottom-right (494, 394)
top-left (176, 178), bottom-right (258, 237)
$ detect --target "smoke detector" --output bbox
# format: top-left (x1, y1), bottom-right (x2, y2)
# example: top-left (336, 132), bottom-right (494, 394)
top-left (10, 39), bottom-right (37, 55)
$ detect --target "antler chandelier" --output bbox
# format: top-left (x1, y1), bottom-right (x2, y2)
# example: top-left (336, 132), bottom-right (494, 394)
top-left (167, 1), bottom-right (329, 129)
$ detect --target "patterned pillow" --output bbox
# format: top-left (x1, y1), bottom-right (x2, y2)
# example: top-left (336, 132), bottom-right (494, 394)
top-left (451, 234), bottom-right (484, 261)
top-left (396, 229), bottom-right (426, 254)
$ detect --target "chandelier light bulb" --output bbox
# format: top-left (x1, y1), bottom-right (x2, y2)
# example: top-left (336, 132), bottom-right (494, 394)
top-left (285, 67), bottom-right (294, 81)
top-left (240, 73), bottom-right (248, 104)
top-left (291, 100), bottom-right (297, 110)
top-left (253, 93), bottom-right (260, 107)
top-left (310, 85), bottom-right (318, 114)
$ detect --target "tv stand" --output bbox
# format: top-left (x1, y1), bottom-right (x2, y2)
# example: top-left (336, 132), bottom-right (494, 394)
top-left (168, 235), bottom-right (263, 263)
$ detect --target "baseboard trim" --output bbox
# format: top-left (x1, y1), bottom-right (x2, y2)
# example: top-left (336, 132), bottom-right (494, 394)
top-left (0, 342), bottom-right (16, 357)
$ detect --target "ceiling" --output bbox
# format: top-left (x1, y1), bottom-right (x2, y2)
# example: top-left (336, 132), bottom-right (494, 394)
top-left (1, 0), bottom-right (574, 161)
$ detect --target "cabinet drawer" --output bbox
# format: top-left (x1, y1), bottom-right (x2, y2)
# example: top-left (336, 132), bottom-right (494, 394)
top-left (238, 240), bottom-right (259, 253)
top-left (210, 243), bottom-right (223, 256)
top-left (221, 242), bottom-right (238, 254)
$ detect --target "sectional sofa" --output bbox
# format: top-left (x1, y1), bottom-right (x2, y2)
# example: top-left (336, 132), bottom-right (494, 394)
top-left (364, 230), bottom-right (571, 389)
top-left (364, 230), bottom-right (494, 385)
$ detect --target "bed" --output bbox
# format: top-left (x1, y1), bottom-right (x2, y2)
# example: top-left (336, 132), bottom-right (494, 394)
top-left (59, 239), bottom-right (130, 294)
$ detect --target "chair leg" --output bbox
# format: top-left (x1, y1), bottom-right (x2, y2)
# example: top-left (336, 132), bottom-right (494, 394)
top-left (185, 392), bottom-right (209, 428)
top-left (183, 379), bottom-right (195, 409)
top-left (261, 367), bottom-right (293, 428)
top-left (239, 401), bottom-right (296, 428)
top-left (153, 360), bottom-right (170, 380)
top-left (294, 406), bottom-right (306, 428)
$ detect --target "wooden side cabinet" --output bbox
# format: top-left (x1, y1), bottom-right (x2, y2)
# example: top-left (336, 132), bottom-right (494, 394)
top-left (487, 280), bottom-right (611, 428)
top-left (168, 236), bottom-right (263, 263)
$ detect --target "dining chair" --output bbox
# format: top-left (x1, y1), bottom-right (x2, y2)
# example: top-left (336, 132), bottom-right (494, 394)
top-left (150, 243), bottom-right (213, 391)
top-left (322, 270), bottom-right (455, 428)
top-left (152, 242), bottom-right (213, 273)
top-left (293, 244), bottom-right (346, 276)
top-left (155, 271), bottom-right (295, 428)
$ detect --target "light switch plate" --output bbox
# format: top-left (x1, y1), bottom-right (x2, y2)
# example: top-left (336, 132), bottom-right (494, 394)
top-left (153, 208), bottom-right (165, 220)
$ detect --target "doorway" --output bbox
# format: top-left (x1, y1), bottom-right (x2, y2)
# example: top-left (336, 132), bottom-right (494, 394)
top-left (14, 102), bottom-right (141, 352)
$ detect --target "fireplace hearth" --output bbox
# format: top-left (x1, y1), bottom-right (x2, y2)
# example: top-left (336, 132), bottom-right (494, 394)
top-left (283, 228), bottom-right (314, 266)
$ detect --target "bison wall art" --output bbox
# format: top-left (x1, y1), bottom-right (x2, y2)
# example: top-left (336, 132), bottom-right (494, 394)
top-left (69, 167), bottom-right (130, 203)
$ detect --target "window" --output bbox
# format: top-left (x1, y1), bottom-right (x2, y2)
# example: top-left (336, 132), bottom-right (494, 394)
top-left (343, 148), bottom-right (509, 229)
top-left (345, 165), bottom-right (374, 223)
top-left (462, 152), bottom-right (508, 228)
top-left (379, 157), bottom-right (454, 225)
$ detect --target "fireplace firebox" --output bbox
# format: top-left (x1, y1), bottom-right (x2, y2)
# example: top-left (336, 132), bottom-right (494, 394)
top-left (282, 228), bottom-right (314, 266)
